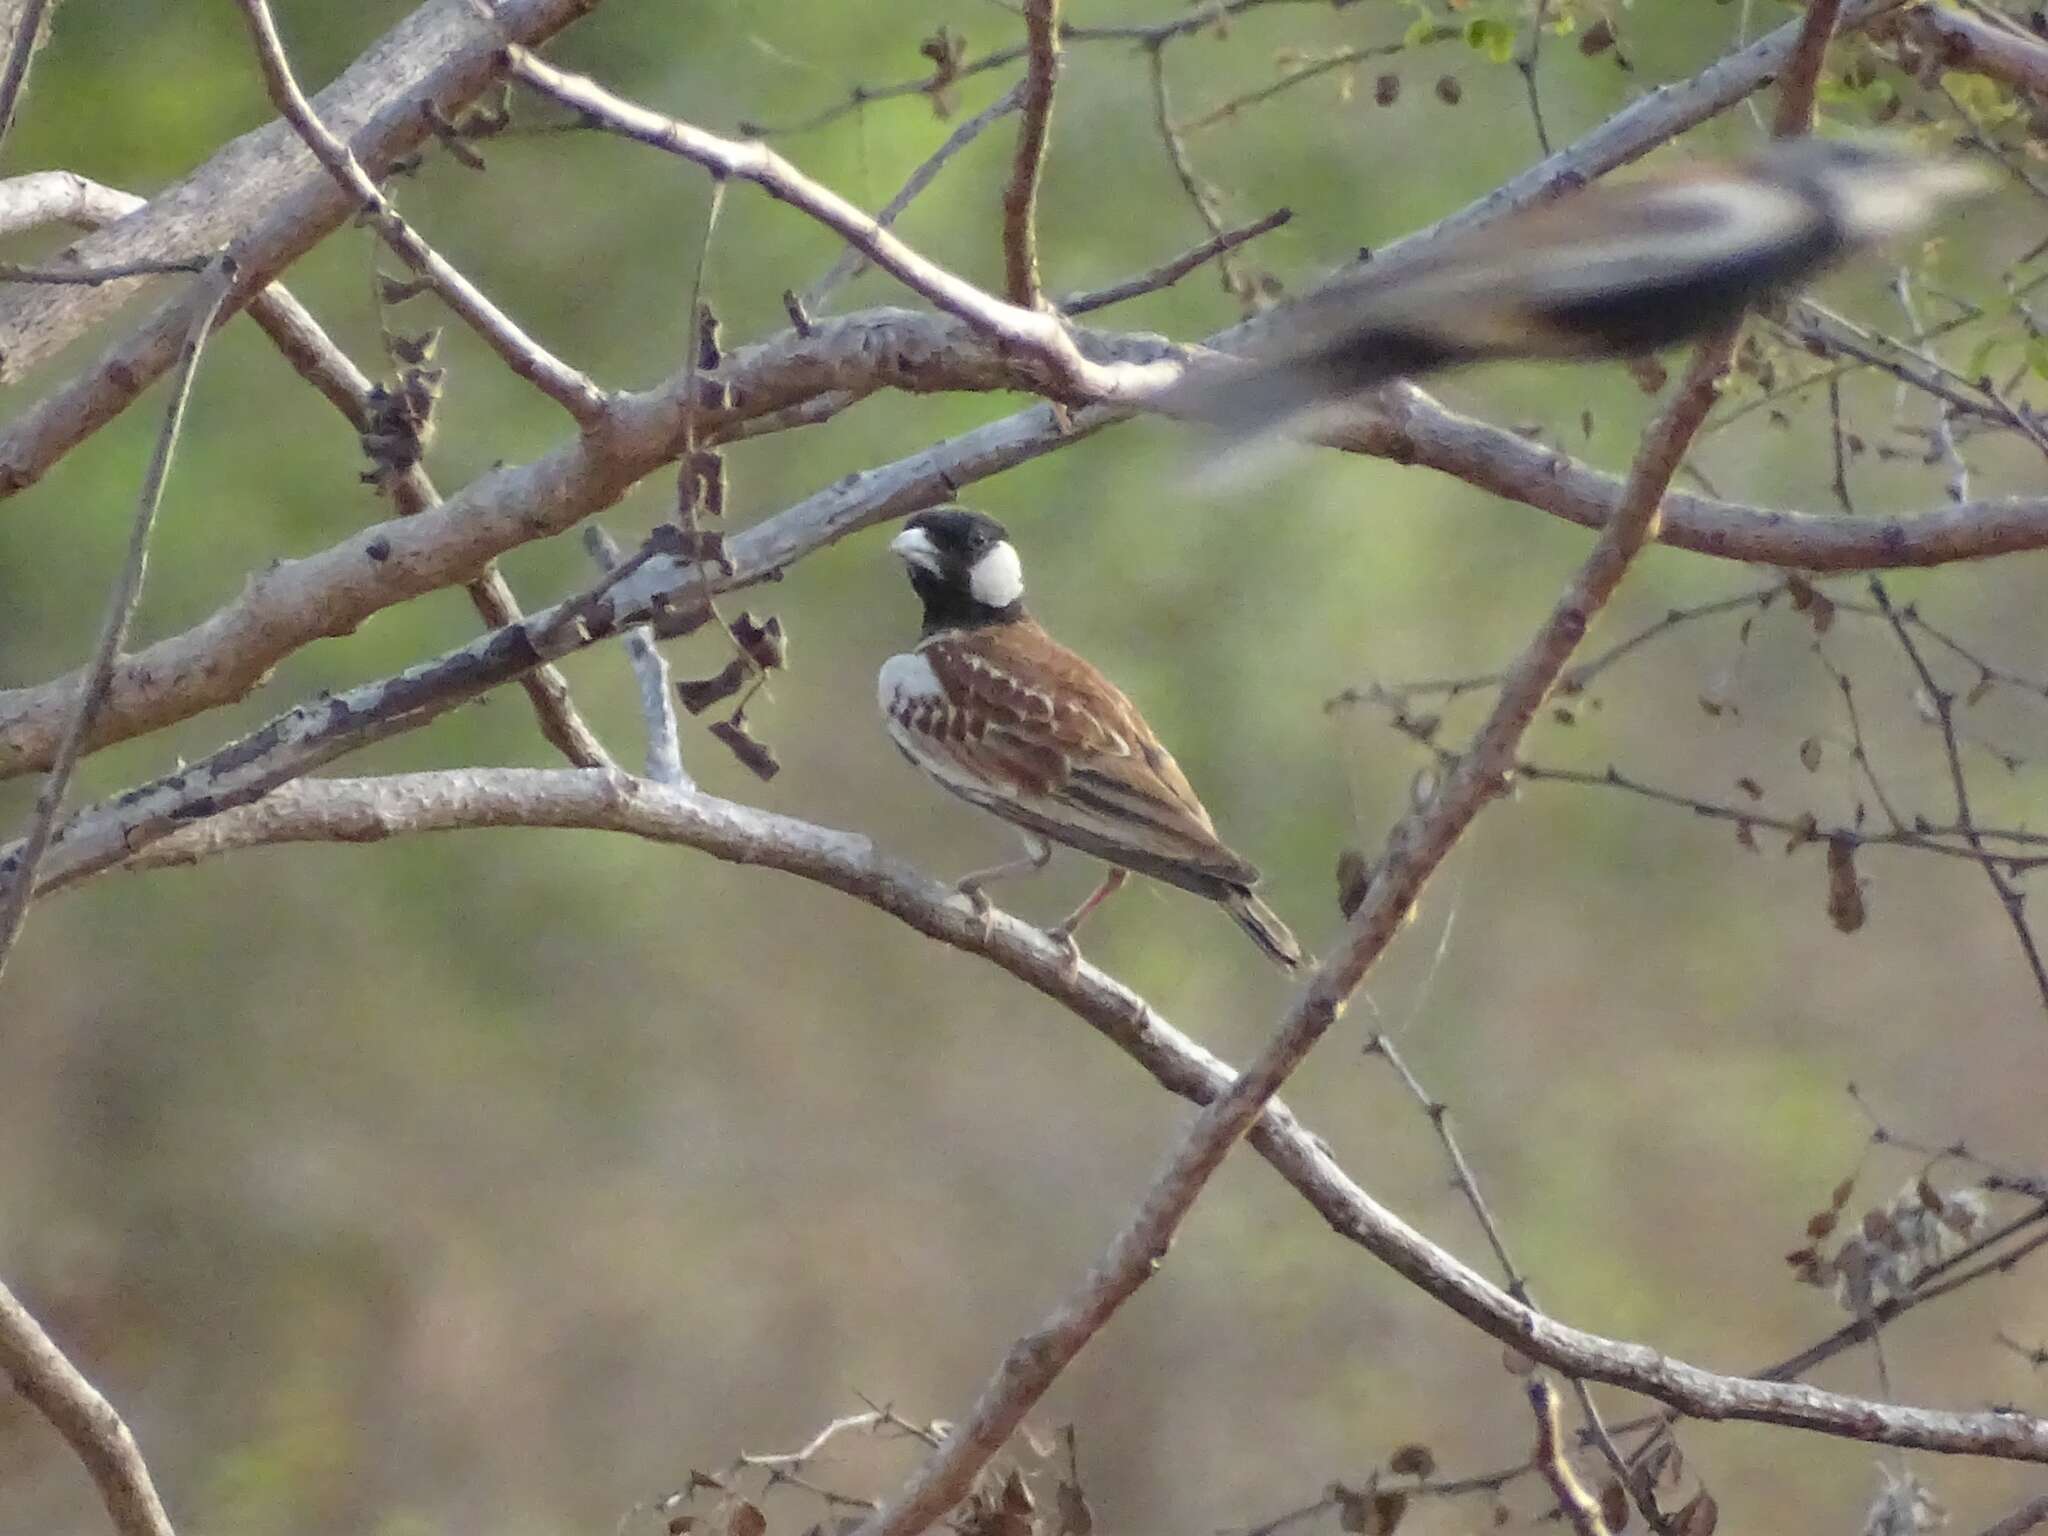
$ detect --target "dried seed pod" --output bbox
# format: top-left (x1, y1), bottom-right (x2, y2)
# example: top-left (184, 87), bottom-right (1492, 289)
top-left (712, 716), bottom-right (782, 781)
top-left (677, 658), bottom-right (747, 715)
top-left (730, 612), bottom-right (788, 672)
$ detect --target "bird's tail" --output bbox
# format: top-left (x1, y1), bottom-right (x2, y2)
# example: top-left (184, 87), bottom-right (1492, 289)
top-left (1226, 888), bottom-right (1306, 971)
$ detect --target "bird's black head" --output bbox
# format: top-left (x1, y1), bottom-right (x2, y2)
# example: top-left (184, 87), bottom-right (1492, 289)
top-left (1757, 136), bottom-right (1989, 246)
top-left (889, 507), bottom-right (1027, 635)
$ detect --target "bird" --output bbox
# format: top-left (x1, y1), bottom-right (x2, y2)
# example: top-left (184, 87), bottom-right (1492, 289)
top-left (1158, 136), bottom-right (1990, 451)
top-left (878, 506), bottom-right (1303, 971)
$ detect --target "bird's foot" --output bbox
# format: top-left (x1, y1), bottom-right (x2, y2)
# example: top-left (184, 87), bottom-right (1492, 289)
top-left (955, 880), bottom-right (996, 942)
top-left (1045, 923), bottom-right (1084, 983)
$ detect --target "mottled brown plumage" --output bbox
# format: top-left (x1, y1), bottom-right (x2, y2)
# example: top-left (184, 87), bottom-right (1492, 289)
top-left (880, 508), bottom-right (1301, 969)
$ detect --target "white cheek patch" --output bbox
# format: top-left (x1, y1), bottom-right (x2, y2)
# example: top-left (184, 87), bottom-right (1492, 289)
top-left (969, 541), bottom-right (1025, 608)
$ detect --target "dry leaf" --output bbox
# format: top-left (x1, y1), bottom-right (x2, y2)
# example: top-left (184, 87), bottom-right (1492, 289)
top-left (1055, 1481), bottom-right (1093, 1536)
top-left (1826, 836), bottom-right (1866, 933)
top-left (1674, 1489), bottom-right (1719, 1536)
top-left (1387, 1444), bottom-right (1436, 1479)
top-left (1600, 1478), bottom-right (1632, 1532)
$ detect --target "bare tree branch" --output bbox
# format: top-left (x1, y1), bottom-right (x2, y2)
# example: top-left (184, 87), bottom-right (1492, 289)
top-left (0, 168), bottom-right (611, 771)
top-left (0, 169), bottom-right (139, 237)
top-left (0, 1276), bottom-right (174, 1536)
top-left (0, 0), bottom-right (1910, 511)
top-left (802, 82), bottom-right (1026, 316)
top-left (0, 256), bottom-right (211, 285)
top-left (0, 0), bottom-right (55, 153)
top-left (1772, 0), bottom-right (1846, 135)
top-left (1000, 0), bottom-right (1060, 309)
top-left (1367, 1033), bottom-right (1649, 1526)
top-left (848, 326), bottom-right (1742, 1536)
top-left (1976, 1492), bottom-right (2048, 1536)
top-left (234, 0), bottom-right (608, 425)
top-left (0, 0), bottom-right (601, 393)
top-left (1870, 577), bottom-right (2048, 1017)
top-left (504, 53), bottom-right (1175, 408)
top-left (0, 259), bottom-right (233, 986)
top-left (1060, 208), bottom-right (1291, 316)
top-left (80, 766), bottom-right (2048, 1473)
top-left (5, 302), bottom-right (2047, 787)
top-left (1895, 2), bottom-right (2048, 98)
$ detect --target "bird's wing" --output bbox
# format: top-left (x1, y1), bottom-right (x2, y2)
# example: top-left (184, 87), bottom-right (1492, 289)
top-left (895, 621), bottom-right (1259, 885)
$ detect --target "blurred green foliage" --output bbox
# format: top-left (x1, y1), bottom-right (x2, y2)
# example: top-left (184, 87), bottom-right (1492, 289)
top-left (2, 3), bottom-right (2045, 1535)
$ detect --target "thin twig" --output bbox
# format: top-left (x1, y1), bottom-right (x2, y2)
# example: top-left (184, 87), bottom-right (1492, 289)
top-left (0, 256), bottom-right (210, 285)
top-left (738, 1412), bottom-right (887, 1471)
top-left (803, 82), bottom-right (1026, 315)
top-left (0, 257), bottom-right (233, 988)
top-left (742, 0), bottom-right (1326, 137)
top-left (1000, 0), bottom-right (1060, 309)
top-left (0, 1276), bottom-right (175, 1536)
top-left (234, 0), bottom-right (608, 425)
top-left (1870, 578), bottom-right (2048, 1018)
top-left (1177, 39), bottom-right (1419, 133)
top-left (0, 0), bottom-right (54, 151)
top-left (1145, 42), bottom-right (1249, 305)
top-left (1060, 208), bottom-right (1291, 316)
top-left (1366, 1032), bottom-right (1653, 1529)
top-left (1517, 0), bottom-right (1554, 155)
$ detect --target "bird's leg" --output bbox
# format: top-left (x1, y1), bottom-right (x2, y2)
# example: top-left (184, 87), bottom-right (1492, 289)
top-left (1046, 867), bottom-right (1130, 979)
top-left (954, 833), bottom-right (1053, 940)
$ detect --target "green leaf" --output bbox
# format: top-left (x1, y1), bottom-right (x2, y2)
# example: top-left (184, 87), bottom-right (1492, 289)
top-left (1403, 14), bottom-right (1442, 48)
top-left (2027, 336), bottom-right (2048, 382)
top-left (1465, 16), bottom-right (1517, 62)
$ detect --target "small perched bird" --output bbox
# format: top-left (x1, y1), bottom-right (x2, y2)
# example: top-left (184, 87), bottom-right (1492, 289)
top-left (1160, 136), bottom-right (1990, 450)
top-left (879, 507), bottom-right (1302, 970)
